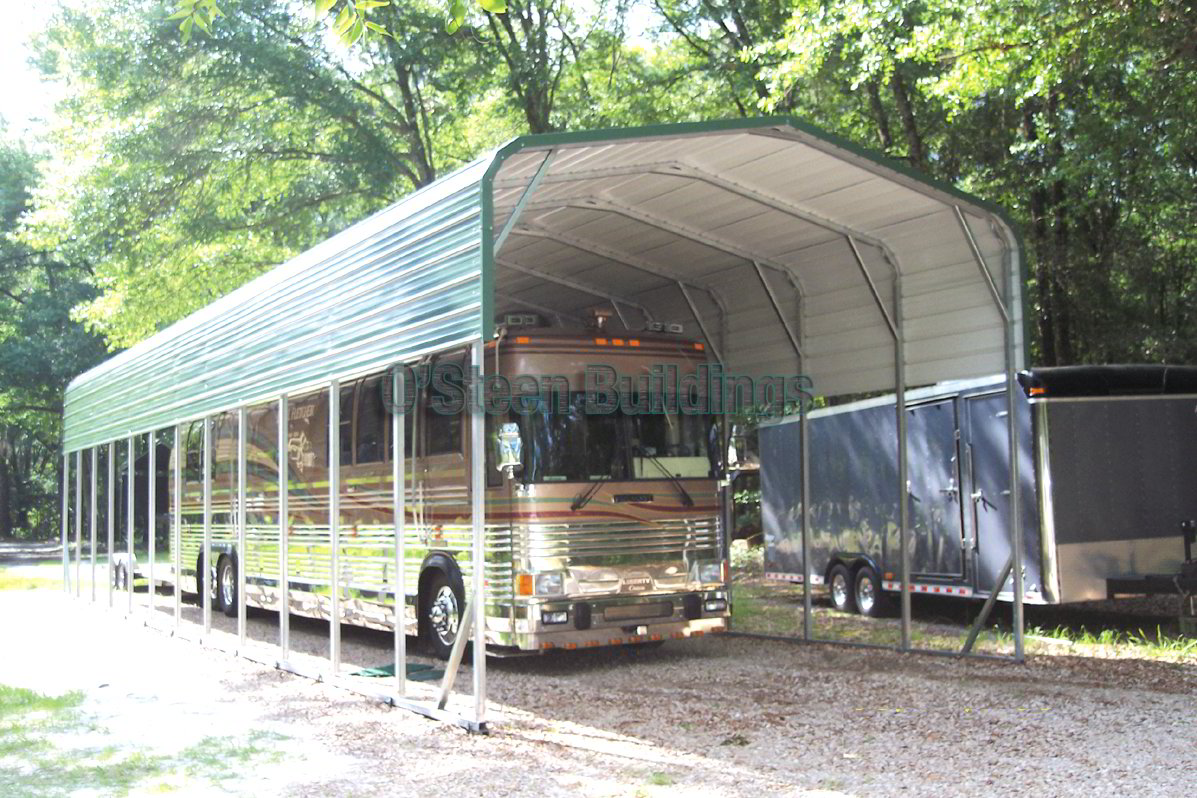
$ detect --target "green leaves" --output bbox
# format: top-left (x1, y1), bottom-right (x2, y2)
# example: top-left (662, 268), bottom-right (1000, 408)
top-left (169, 0), bottom-right (224, 44)
top-left (446, 0), bottom-right (468, 34)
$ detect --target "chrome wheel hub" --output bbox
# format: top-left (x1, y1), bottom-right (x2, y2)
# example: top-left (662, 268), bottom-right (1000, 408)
top-left (857, 578), bottom-right (875, 614)
top-left (428, 585), bottom-right (460, 646)
top-left (221, 562), bottom-right (235, 607)
top-left (831, 574), bottom-right (849, 609)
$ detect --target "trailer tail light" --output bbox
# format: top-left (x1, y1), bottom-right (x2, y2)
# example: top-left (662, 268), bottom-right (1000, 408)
top-left (516, 574), bottom-right (534, 596)
top-left (1029, 386), bottom-right (1046, 396)
top-left (721, 560), bottom-right (730, 583)
top-left (515, 336), bottom-right (530, 344)
top-left (694, 342), bottom-right (705, 351)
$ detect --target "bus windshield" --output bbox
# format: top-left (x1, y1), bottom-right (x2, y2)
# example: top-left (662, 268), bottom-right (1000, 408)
top-left (514, 393), bottom-right (716, 483)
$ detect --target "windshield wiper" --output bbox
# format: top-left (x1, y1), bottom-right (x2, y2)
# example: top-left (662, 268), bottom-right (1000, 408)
top-left (570, 478), bottom-right (606, 511)
top-left (639, 448), bottom-right (694, 508)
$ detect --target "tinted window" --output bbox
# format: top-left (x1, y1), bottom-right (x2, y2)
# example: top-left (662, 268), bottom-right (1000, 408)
top-left (339, 384), bottom-right (354, 466)
top-left (426, 359), bottom-right (463, 455)
top-left (357, 376), bottom-right (387, 464)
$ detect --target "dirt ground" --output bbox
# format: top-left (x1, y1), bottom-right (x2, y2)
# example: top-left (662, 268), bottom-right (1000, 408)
top-left (2, 586), bottom-right (1195, 798)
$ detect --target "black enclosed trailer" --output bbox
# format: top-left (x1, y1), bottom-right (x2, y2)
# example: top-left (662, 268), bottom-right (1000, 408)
top-left (760, 365), bottom-right (1197, 613)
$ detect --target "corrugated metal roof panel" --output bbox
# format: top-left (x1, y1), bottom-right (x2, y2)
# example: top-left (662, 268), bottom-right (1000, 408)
top-left (64, 118), bottom-right (1024, 452)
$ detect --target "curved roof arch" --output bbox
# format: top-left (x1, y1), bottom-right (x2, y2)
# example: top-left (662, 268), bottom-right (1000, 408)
top-left (63, 117), bottom-right (1023, 452)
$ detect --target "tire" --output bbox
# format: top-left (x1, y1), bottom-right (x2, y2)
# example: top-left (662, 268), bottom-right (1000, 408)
top-left (828, 563), bottom-right (856, 613)
top-left (218, 555), bottom-right (238, 618)
top-left (198, 554), bottom-right (223, 611)
top-left (854, 565), bottom-right (889, 618)
top-left (420, 570), bottom-right (464, 660)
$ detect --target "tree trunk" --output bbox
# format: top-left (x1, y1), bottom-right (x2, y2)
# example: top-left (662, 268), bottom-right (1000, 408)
top-left (889, 68), bottom-right (925, 168)
top-left (1024, 105), bottom-right (1058, 365)
top-left (0, 445), bottom-right (11, 539)
top-left (867, 79), bottom-right (894, 152)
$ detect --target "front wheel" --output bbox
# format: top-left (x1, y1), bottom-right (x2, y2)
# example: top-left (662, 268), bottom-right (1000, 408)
top-left (421, 572), bottom-right (464, 660)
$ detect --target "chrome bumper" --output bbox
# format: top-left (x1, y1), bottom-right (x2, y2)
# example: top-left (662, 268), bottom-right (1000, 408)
top-left (493, 588), bottom-right (731, 651)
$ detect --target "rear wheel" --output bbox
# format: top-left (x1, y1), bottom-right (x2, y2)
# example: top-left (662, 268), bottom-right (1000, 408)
top-left (197, 554), bottom-right (223, 611)
top-left (421, 571), bottom-right (463, 660)
top-left (218, 555), bottom-right (238, 618)
top-left (854, 565), bottom-right (888, 618)
top-left (828, 563), bottom-right (855, 613)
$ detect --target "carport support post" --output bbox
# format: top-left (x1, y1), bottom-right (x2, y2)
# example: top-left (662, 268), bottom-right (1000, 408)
top-left (392, 369), bottom-right (406, 698)
top-left (75, 449), bottom-right (82, 597)
top-left (470, 339), bottom-right (487, 725)
top-left (127, 435), bottom-right (134, 616)
top-left (173, 425), bottom-right (182, 629)
top-left (148, 430), bottom-right (155, 622)
top-left (203, 417), bottom-right (213, 633)
top-left (107, 442), bottom-right (114, 608)
top-left (954, 206), bottom-right (1023, 661)
top-left (847, 235), bottom-right (910, 650)
top-left (237, 407), bottom-right (248, 647)
top-left (278, 396), bottom-right (290, 659)
top-left (801, 412), bottom-right (811, 641)
top-left (895, 297), bottom-right (911, 651)
top-left (329, 380), bottom-right (341, 674)
top-left (90, 447), bottom-right (97, 602)
top-left (61, 454), bottom-right (68, 593)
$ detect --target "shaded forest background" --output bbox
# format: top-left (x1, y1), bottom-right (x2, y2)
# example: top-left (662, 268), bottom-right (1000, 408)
top-left (1, 0), bottom-right (1194, 538)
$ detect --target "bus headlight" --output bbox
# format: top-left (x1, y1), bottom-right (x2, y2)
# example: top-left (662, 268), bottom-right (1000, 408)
top-left (535, 571), bottom-right (565, 596)
top-left (697, 562), bottom-right (724, 584)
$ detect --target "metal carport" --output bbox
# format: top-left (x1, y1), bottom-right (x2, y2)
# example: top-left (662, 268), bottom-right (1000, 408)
top-left (61, 117), bottom-right (1026, 731)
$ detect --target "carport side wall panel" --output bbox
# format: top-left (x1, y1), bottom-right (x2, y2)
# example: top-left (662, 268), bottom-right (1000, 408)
top-left (62, 164), bottom-right (489, 454)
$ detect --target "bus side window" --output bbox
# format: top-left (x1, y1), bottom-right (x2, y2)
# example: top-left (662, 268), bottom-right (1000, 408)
top-left (425, 359), bottom-right (463, 455)
top-left (185, 421), bottom-right (203, 482)
top-left (339, 383), bottom-right (355, 466)
top-left (356, 375), bottom-right (386, 464)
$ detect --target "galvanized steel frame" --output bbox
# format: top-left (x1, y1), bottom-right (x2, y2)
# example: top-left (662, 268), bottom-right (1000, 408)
top-left (61, 117), bottom-right (1028, 734)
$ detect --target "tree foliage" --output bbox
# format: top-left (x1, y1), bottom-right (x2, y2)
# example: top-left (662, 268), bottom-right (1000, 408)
top-left (0, 135), bottom-right (107, 538)
top-left (1, 0), bottom-right (1195, 537)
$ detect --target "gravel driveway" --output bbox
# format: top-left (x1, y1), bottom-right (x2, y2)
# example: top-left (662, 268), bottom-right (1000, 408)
top-left (2, 588), bottom-right (1194, 797)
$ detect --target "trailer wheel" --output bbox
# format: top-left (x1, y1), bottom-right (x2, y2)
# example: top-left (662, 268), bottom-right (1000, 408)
top-left (828, 564), bottom-right (856, 613)
top-left (854, 565), bottom-right (888, 618)
top-left (420, 570), bottom-right (464, 660)
top-left (218, 555), bottom-right (238, 618)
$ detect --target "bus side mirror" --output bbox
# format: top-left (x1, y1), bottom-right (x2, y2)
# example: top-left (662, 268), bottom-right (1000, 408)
top-left (497, 422), bottom-right (523, 479)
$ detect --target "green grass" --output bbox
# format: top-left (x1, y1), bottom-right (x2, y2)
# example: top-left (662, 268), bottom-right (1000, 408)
top-left (732, 577), bottom-right (1197, 661)
top-left (0, 573), bottom-right (59, 591)
top-left (0, 682), bottom-right (290, 797)
top-left (1024, 624), bottom-right (1197, 659)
